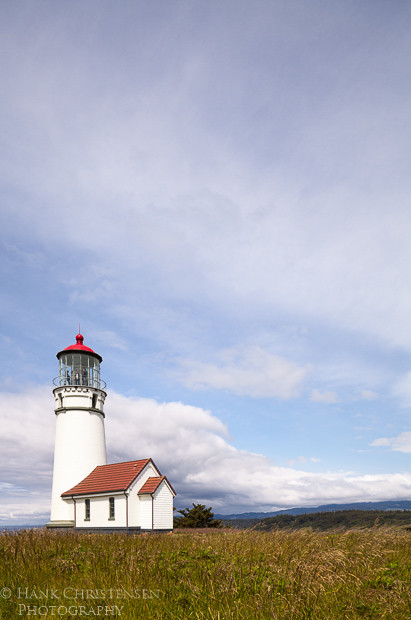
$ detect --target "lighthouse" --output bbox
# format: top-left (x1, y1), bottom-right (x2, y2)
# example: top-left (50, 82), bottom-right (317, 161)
top-left (47, 333), bottom-right (107, 527)
top-left (47, 332), bottom-right (176, 532)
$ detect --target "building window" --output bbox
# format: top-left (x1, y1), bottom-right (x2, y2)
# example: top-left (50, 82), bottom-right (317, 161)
top-left (109, 497), bottom-right (115, 520)
top-left (85, 499), bottom-right (90, 521)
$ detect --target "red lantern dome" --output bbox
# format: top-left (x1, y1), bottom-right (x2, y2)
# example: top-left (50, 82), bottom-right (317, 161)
top-left (57, 333), bottom-right (102, 362)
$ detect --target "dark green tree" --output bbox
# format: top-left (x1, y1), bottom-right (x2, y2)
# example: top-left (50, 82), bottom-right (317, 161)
top-left (174, 503), bottom-right (223, 528)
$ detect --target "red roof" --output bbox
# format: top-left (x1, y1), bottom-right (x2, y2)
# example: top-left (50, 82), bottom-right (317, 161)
top-left (57, 333), bottom-right (102, 362)
top-left (138, 476), bottom-right (176, 496)
top-left (138, 476), bottom-right (165, 494)
top-left (64, 333), bottom-right (95, 353)
top-left (61, 459), bottom-right (155, 496)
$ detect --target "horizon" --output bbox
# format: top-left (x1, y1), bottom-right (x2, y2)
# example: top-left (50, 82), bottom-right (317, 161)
top-left (2, 499), bottom-right (411, 528)
top-left (1, 1), bottom-right (410, 524)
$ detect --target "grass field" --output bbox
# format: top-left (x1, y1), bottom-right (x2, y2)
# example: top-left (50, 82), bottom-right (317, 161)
top-left (0, 527), bottom-right (409, 619)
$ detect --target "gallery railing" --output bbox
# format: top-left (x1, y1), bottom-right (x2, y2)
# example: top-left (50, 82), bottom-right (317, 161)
top-left (52, 376), bottom-right (107, 390)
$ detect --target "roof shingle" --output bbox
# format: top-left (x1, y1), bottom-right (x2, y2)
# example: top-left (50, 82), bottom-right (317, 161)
top-left (138, 476), bottom-right (165, 495)
top-left (61, 459), bottom-right (156, 496)
top-left (138, 476), bottom-right (176, 496)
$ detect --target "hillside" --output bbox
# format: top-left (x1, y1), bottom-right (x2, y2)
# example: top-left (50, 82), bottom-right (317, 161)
top-left (216, 500), bottom-right (411, 520)
top-left (227, 509), bottom-right (411, 531)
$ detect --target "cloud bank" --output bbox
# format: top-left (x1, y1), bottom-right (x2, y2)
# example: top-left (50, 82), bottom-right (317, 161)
top-left (1, 386), bottom-right (410, 522)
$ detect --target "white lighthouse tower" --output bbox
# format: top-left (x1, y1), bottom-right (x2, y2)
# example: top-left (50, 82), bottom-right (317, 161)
top-left (47, 333), bottom-right (107, 527)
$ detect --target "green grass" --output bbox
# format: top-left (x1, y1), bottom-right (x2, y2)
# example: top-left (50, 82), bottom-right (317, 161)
top-left (0, 527), bottom-right (409, 619)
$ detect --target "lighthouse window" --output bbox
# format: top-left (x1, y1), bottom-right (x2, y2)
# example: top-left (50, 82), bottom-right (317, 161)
top-left (58, 353), bottom-right (101, 389)
top-left (73, 355), bottom-right (81, 385)
top-left (85, 499), bottom-right (90, 521)
top-left (82, 367), bottom-right (88, 386)
top-left (109, 497), bottom-right (115, 520)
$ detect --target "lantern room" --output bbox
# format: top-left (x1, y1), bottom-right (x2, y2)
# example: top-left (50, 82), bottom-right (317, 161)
top-left (55, 333), bottom-right (104, 389)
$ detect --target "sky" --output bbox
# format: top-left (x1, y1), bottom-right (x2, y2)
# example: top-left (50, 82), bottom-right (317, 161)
top-left (1, 0), bottom-right (411, 524)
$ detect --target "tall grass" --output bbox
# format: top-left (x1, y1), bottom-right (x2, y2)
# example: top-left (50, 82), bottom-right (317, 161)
top-left (0, 527), bottom-right (409, 618)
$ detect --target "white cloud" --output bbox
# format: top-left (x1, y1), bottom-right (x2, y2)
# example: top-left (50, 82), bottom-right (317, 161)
top-left (106, 392), bottom-right (411, 511)
top-left (0, 386), bottom-right (410, 521)
top-left (4, 243), bottom-right (45, 270)
top-left (310, 389), bottom-right (339, 404)
top-left (89, 330), bottom-right (128, 352)
top-left (174, 346), bottom-right (310, 399)
top-left (0, 386), bottom-right (55, 524)
top-left (393, 371), bottom-right (411, 407)
top-left (358, 390), bottom-right (378, 401)
top-left (371, 431), bottom-right (411, 454)
top-left (0, 386), bottom-right (54, 487)
top-left (286, 456), bottom-right (321, 466)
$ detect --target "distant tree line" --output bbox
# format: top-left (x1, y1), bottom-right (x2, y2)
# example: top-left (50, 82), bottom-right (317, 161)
top-left (246, 510), bottom-right (411, 532)
top-left (174, 506), bottom-right (410, 531)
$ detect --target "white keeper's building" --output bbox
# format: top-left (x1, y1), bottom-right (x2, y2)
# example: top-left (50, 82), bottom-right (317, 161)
top-left (46, 333), bottom-right (175, 532)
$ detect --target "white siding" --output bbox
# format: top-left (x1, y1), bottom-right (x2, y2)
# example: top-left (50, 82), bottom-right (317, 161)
top-left (75, 494), bottom-right (126, 528)
top-left (153, 481), bottom-right (174, 529)
top-left (70, 462), bottom-right (174, 530)
top-left (139, 495), bottom-right (153, 529)
top-left (129, 462), bottom-right (160, 493)
top-left (128, 462), bottom-right (160, 528)
top-left (128, 490), bottom-right (139, 528)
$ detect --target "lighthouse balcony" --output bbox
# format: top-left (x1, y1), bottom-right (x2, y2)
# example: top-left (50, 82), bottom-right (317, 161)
top-left (53, 376), bottom-right (107, 390)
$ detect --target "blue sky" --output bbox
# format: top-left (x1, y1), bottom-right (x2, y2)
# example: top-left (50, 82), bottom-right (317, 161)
top-left (1, 0), bottom-right (410, 524)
